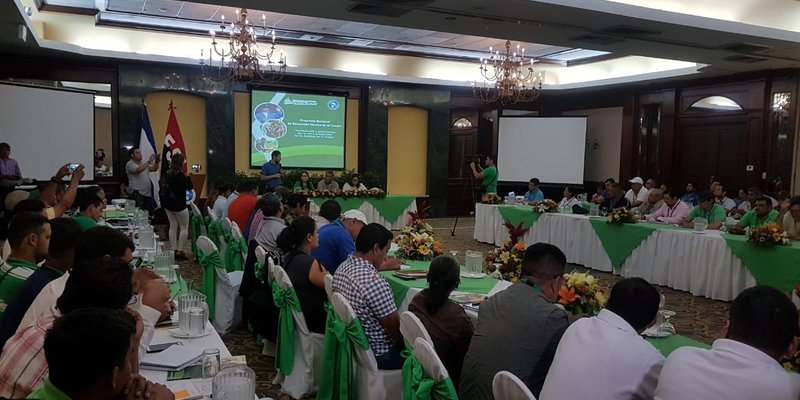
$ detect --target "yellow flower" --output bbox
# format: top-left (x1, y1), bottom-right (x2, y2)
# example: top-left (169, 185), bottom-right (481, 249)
top-left (418, 245), bottom-right (430, 255)
top-left (614, 214), bottom-right (620, 220)
top-left (607, 216), bottom-right (613, 222)
top-left (595, 291), bottom-right (607, 306)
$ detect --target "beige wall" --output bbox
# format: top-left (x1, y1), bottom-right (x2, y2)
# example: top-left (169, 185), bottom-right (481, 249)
top-left (144, 92), bottom-right (208, 195)
top-left (387, 106), bottom-right (428, 195)
top-left (94, 107), bottom-right (113, 169)
top-left (563, 107), bottom-right (623, 182)
top-left (234, 94), bottom-right (359, 174)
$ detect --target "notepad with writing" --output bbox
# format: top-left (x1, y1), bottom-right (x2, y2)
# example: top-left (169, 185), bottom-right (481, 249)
top-left (141, 345), bottom-right (204, 371)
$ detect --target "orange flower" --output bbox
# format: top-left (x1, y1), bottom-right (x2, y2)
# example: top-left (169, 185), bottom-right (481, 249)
top-left (558, 287), bottom-right (577, 304)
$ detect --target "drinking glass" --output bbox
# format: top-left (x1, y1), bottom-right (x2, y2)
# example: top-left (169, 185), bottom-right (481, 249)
top-left (465, 250), bottom-right (483, 275)
top-left (657, 293), bottom-right (676, 335)
top-left (213, 366), bottom-right (256, 400)
top-left (201, 348), bottom-right (221, 392)
top-left (449, 250), bottom-right (459, 264)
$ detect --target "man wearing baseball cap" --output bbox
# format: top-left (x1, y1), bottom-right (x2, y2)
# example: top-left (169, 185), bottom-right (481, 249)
top-left (625, 177), bottom-right (650, 208)
top-left (312, 209), bottom-right (368, 274)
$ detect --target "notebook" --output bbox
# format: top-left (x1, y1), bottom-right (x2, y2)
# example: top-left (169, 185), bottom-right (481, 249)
top-left (141, 344), bottom-right (205, 371)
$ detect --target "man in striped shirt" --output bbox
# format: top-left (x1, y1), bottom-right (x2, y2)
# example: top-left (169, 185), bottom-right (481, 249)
top-left (0, 212), bottom-right (50, 319)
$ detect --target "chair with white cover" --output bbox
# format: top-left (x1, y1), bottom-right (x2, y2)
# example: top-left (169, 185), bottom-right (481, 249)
top-left (225, 221), bottom-right (247, 272)
top-left (207, 206), bottom-right (218, 221)
top-left (399, 311), bottom-right (433, 348)
top-left (323, 274), bottom-right (333, 301)
top-left (402, 337), bottom-right (458, 400)
top-left (326, 293), bottom-right (402, 400)
top-left (270, 263), bottom-right (324, 398)
top-left (195, 236), bottom-right (243, 335)
top-left (493, 371), bottom-right (536, 400)
top-left (253, 247), bottom-right (276, 356)
top-left (206, 207), bottom-right (223, 249)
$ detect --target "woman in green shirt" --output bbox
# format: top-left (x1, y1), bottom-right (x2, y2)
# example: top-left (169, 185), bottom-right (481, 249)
top-left (293, 170), bottom-right (315, 191)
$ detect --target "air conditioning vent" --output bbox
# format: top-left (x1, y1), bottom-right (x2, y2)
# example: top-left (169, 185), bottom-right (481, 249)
top-left (723, 55), bottom-right (768, 63)
top-left (569, 34), bottom-right (624, 46)
top-left (721, 42), bottom-right (773, 54)
top-left (601, 25), bottom-right (660, 36)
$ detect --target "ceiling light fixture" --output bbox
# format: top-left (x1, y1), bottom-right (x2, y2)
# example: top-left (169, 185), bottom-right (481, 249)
top-left (200, 8), bottom-right (287, 83)
top-left (472, 40), bottom-right (544, 104)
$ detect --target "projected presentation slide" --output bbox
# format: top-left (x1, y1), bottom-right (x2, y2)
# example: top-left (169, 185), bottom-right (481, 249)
top-left (250, 90), bottom-right (346, 169)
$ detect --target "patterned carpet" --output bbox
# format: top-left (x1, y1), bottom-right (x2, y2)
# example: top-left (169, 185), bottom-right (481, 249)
top-left (169, 216), bottom-right (730, 399)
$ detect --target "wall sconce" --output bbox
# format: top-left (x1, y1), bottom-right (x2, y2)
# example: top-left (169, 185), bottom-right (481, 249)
top-left (191, 164), bottom-right (202, 173)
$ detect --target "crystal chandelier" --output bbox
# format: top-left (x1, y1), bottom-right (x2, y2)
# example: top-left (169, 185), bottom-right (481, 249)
top-left (472, 40), bottom-right (544, 105)
top-left (200, 8), bottom-right (287, 83)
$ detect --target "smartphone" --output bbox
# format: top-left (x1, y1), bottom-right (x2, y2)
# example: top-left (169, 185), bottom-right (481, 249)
top-left (68, 163), bottom-right (80, 172)
top-left (147, 342), bottom-right (181, 353)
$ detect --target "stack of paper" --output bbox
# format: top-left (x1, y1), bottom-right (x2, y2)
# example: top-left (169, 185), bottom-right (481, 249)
top-left (141, 345), bottom-right (204, 371)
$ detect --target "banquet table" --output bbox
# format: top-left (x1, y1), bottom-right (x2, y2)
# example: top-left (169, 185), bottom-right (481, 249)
top-left (380, 259), bottom-right (710, 357)
top-left (475, 205), bottom-right (800, 301)
top-left (310, 195), bottom-right (417, 230)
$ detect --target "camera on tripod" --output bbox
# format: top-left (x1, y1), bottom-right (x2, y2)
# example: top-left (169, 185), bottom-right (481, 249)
top-left (464, 154), bottom-right (483, 168)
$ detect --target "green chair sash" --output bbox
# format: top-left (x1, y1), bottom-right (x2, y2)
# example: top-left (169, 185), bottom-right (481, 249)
top-left (272, 279), bottom-right (302, 375)
top-left (402, 349), bottom-right (458, 400)
top-left (207, 221), bottom-right (223, 248)
top-left (190, 214), bottom-right (206, 257)
top-left (196, 250), bottom-right (223, 319)
top-left (254, 261), bottom-right (265, 282)
top-left (317, 302), bottom-right (370, 400)
top-left (224, 237), bottom-right (247, 272)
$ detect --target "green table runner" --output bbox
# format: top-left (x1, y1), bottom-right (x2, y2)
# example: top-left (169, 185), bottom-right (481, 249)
top-left (380, 260), bottom-right (500, 306)
top-left (723, 235), bottom-right (800, 292)
top-left (646, 334), bottom-right (710, 357)
top-left (170, 273), bottom-right (188, 297)
top-left (497, 205), bottom-right (543, 230)
top-left (311, 195), bottom-right (415, 224)
top-left (103, 209), bottom-right (130, 219)
top-left (587, 219), bottom-right (682, 268)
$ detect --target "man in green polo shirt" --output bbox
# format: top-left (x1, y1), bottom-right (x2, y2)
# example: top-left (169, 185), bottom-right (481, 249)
top-left (27, 308), bottom-right (172, 400)
top-left (0, 212), bottom-right (50, 319)
top-left (470, 154), bottom-right (499, 194)
top-left (72, 190), bottom-right (104, 231)
top-left (682, 191), bottom-right (726, 230)
top-left (729, 196), bottom-right (779, 234)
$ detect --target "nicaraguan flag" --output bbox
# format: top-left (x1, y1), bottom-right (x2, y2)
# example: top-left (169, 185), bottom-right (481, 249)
top-left (140, 103), bottom-right (161, 207)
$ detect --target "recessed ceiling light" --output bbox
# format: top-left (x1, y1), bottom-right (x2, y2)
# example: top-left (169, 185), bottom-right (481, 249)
top-left (159, 7), bottom-right (168, 13)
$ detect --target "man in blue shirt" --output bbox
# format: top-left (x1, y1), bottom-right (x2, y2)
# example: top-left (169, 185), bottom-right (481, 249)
top-left (524, 178), bottom-right (545, 203)
top-left (260, 150), bottom-right (282, 188)
top-left (312, 209), bottom-right (367, 274)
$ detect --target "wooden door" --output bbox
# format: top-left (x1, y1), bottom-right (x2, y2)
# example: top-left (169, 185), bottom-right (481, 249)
top-left (677, 123), bottom-right (747, 192)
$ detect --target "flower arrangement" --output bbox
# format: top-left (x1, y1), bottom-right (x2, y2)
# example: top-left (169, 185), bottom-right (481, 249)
top-left (558, 271), bottom-right (607, 315)
top-left (747, 223), bottom-right (789, 247)
top-left (606, 208), bottom-right (635, 224)
top-left (530, 199), bottom-right (559, 213)
top-left (481, 193), bottom-right (502, 204)
top-left (783, 351), bottom-right (800, 373)
top-left (293, 188), bottom-right (386, 199)
top-left (393, 209), bottom-right (443, 261)
top-left (486, 239), bottom-right (527, 281)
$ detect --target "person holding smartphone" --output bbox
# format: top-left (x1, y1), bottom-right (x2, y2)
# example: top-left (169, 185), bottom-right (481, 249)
top-left (126, 147), bottom-right (160, 215)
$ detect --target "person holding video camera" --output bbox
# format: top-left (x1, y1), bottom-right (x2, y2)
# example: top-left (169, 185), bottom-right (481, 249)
top-left (125, 147), bottom-right (159, 214)
top-left (469, 155), bottom-right (499, 195)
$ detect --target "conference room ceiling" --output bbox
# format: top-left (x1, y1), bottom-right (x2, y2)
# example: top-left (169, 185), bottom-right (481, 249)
top-left (6, 0), bottom-right (800, 85)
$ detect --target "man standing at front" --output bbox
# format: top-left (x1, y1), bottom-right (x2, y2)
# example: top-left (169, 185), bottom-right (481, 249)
top-left (260, 150), bottom-right (282, 190)
top-left (470, 155), bottom-right (498, 194)
top-left (0, 143), bottom-right (21, 190)
top-left (125, 147), bottom-right (159, 214)
top-left (460, 243), bottom-right (570, 399)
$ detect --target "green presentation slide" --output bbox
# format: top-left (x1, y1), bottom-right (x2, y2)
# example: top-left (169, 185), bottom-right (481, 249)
top-left (250, 90), bottom-right (346, 169)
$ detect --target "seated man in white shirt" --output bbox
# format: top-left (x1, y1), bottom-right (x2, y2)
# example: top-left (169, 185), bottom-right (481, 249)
top-left (713, 184), bottom-right (737, 212)
top-left (655, 286), bottom-right (800, 400)
top-left (645, 189), bottom-right (692, 224)
top-left (540, 277), bottom-right (664, 400)
top-left (211, 183), bottom-right (233, 219)
top-left (625, 177), bottom-right (650, 208)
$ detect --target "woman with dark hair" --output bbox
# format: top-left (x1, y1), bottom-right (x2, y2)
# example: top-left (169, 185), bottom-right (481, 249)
top-left (276, 216), bottom-right (328, 333)
top-left (408, 255), bottom-right (474, 388)
top-left (162, 153), bottom-right (193, 260)
top-left (293, 170), bottom-right (315, 191)
top-left (342, 173), bottom-right (367, 191)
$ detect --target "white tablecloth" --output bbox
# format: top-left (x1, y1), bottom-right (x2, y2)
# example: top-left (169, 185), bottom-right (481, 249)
top-left (140, 322), bottom-right (233, 396)
top-left (473, 203), bottom-right (510, 245)
top-left (310, 200), bottom-right (417, 230)
top-left (477, 211), bottom-right (757, 301)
